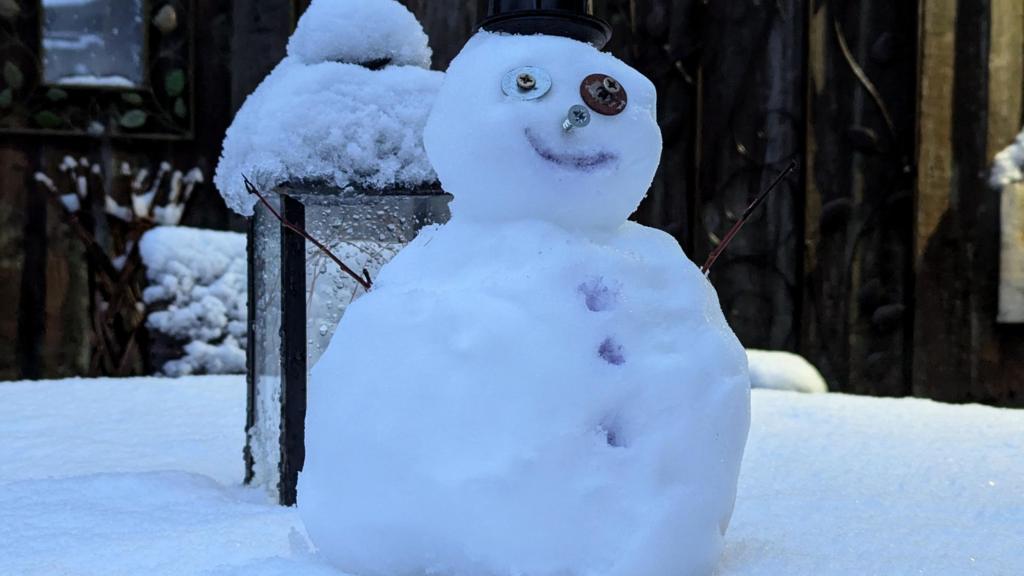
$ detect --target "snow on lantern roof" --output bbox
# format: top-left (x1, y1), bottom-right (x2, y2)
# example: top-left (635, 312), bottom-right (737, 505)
top-left (287, 0), bottom-right (432, 68)
top-left (214, 0), bottom-right (441, 217)
top-left (215, 60), bottom-right (441, 216)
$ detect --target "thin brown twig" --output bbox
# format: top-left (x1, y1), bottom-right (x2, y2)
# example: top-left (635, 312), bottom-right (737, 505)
top-left (243, 176), bottom-right (372, 292)
top-left (702, 160), bottom-right (798, 275)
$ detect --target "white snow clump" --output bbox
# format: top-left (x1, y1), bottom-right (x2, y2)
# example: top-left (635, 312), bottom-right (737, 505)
top-left (287, 0), bottom-right (432, 67)
top-left (990, 127), bottom-right (1024, 187)
top-left (746, 349), bottom-right (828, 393)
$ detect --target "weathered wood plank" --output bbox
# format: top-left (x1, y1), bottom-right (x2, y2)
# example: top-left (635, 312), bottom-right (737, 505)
top-left (952, 0), bottom-right (1009, 404)
top-left (914, 0), bottom-right (1024, 405)
top-left (802, 0), bottom-right (918, 396)
top-left (912, 0), bottom-right (960, 398)
top-left (0, 147), bottom-right (27, 379)
top-left (185, 0), bottom-right (245, 231)
top-left (40, 148), bottom-right (91, 378)
top-left (914, 0), bottom-right (956, 267)
top-left (17, 143), bottom-right (46, 379)
top-left (986, 0), bottom-right (1023, 159)
top-left (230, 0), bottom-right (294, 112)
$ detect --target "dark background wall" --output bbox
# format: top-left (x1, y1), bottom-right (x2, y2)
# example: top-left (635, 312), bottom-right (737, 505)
top-left (1, 0), bottom-right (1021, 406)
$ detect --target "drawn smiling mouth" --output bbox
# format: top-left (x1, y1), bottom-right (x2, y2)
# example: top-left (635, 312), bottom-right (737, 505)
top-left (525, 129), bottom-right (618, 171)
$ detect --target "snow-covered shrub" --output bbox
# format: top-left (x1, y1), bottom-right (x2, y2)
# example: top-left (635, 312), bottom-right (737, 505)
top-left (140, 227), bottom-right (247, 376)
top-left (35, 156), bottom-right (205, 377)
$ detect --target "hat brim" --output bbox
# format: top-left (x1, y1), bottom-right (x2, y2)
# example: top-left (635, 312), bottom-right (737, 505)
top-left (479, 11), bottom-right (612, 49)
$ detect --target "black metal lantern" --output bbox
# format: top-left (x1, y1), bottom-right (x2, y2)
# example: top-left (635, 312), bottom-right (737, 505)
top-left (245, 183), bottom-right (451, 505)
top-left (478, 0), bottom-right (612, 48)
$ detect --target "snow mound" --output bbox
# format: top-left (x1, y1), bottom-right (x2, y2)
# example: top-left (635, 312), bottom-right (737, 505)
top-left (991, 128), bottom-right (1024, 187)
top-left (746, 349), bottom-right (828, 393)
top-left (140, 227), bottom-right (247, 376)
top-left (215, 59), bottom-right (441, 215)
top-left (287, 0), bottom-right (432, 67)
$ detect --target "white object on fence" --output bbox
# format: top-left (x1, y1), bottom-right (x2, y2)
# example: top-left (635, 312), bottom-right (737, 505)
top-left (991, 128), bottom-right (1024, 323)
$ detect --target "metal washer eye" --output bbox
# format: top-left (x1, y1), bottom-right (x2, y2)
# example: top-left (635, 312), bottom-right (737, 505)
top-left (502, 66), bottom-right (552, 100)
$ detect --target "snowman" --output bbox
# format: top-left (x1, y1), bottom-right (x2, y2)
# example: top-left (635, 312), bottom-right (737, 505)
top-left (298, 4), bottom-right (750, 576)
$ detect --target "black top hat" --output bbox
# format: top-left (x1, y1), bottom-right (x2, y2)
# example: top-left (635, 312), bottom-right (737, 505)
top-left (478, 0), bottom-right (612, 49)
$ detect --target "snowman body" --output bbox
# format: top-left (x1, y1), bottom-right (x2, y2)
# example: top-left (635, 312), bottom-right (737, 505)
top-left (299, 32), bottom-right (750, 576)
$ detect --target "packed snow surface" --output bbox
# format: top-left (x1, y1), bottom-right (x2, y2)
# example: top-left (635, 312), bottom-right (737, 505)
top-left (299, 30), bottom-right (745, 576)
top-left (1, 376), bottom-right (1021, 575)
top-left (140, 227), bottom-right (247, 376)
top-left (287, 0), bottom-right (432, 67)
top-left (215, 0), bottom-right (440, 216)
top-left (0, 376), bottom-right (243, 485)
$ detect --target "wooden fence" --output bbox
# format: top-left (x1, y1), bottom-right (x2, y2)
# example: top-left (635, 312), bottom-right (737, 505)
top-left (1, 0), bottom-right (1021, 405)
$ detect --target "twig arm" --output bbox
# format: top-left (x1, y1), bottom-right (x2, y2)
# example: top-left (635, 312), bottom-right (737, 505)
top-left (243, 176), bottom-right (372, 292)
top-left (701, 160), bottom-right (798, 275)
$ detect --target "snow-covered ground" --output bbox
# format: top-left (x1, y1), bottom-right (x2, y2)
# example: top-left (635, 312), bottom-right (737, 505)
top-left (1, 376), bottom-right (1020, 576)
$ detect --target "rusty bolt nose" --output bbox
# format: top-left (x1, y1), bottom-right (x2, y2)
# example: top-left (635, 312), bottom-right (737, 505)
top-left (517, 73), bottom-right (536, 91)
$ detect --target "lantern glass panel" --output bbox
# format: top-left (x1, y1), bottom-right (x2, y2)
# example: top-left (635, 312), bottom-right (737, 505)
top-left (249, 195), bottom-right (283, 487)
top-left (295, 188), bottom-right (452, 367)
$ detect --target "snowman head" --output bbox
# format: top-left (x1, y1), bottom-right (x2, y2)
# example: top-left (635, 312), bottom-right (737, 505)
top-left (424, 32), bottom-right (662, 232)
